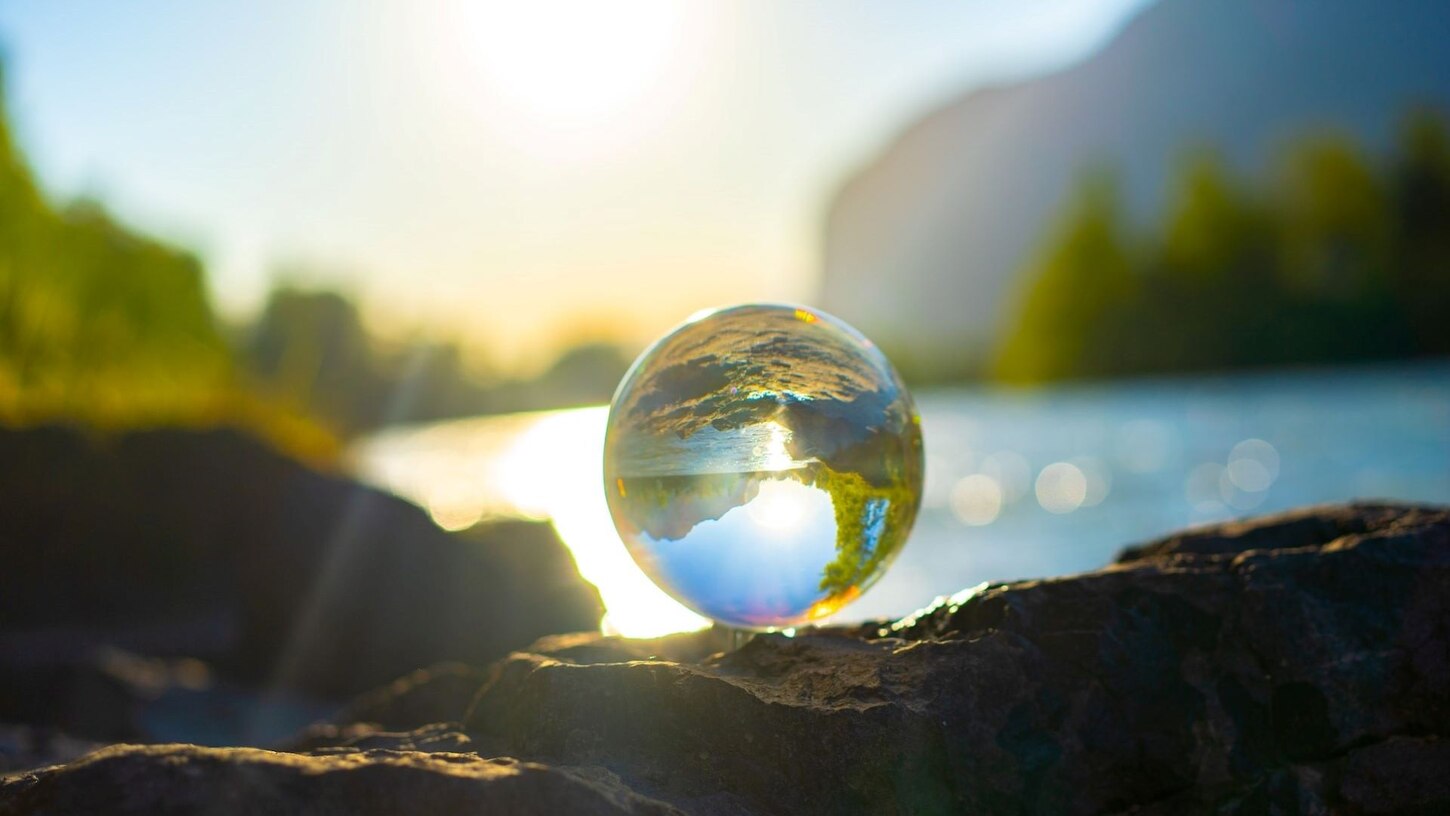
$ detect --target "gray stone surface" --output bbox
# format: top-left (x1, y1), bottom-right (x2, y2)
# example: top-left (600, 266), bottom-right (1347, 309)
top-left (5, 502), bottom-right (1446, 814)
top-left (0, 744), bottom-right (682, 816)
top-left (0, 425), bottom-right (603, 704)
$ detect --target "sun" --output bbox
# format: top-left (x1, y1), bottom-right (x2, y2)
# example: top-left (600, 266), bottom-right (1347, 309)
top-left (745, 479), bottom-right (814, 532)
top-left (457, 1), bottom-right (693, 122)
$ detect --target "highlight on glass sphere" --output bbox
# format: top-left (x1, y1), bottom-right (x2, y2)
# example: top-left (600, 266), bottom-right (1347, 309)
top-left (603, 304), bottom-right (924, 630)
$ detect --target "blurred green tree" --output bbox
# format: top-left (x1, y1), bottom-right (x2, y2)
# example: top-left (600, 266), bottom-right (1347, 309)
top-left (239, 285), bottom-right (515, 432)
top-left (993, 172), bottom-right (1136, 381)
top-left (242, 287), bottom-right (388, 433)
top-left (1388, 110), bottom-right (1450, 355)
top-left (529, 341), bottom-right (631, 408)
top-left (1138, 153), bottom-right (1279, 371)
top-left (0, 67), bottom-right (232, 425)
top-left (995, 111), bottom-right (1450, 382)
top-left (0, 60), bottom-right (628, 442)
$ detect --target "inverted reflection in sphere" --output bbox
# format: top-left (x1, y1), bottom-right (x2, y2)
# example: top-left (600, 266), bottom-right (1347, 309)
top-left (603, 304), bottom-right (924, 629)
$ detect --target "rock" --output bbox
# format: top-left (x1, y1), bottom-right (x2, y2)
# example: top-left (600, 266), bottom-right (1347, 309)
top-left (0, 644), bottom-right (340, 750)
top-left (0, 425), bottom-right (602, 700)
top-left (0, 648), bottom-right (176, 744)
top-left (454, 501), bottom-right (1449, 813)
top-left (324, 663), bottom-right (492, 733)
top-left (4, 501), bottom-right (1446, 814)
top-left (1111, 501), bottom-right (1445, 563)
top-left (0, 744), bottom-right (682, 816)
top-left (0, 726), bottom-right (102, 778)
top-left (294, 722), bottom-right (477, 754)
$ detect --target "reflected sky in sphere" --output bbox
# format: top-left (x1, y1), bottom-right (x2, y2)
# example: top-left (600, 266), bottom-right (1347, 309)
top-left (603, 304), bottom-right (924, 629)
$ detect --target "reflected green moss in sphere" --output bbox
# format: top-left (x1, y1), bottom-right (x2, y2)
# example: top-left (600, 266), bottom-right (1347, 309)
top-left (603, 304), bottom-right (924, 629)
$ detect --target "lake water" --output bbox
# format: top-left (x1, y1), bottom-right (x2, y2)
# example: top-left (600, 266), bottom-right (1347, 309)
top-left (352, 361), bottom-right (1449, 636)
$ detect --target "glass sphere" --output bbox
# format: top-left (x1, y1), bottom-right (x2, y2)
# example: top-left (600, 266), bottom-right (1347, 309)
top-left (603, 304), bottom-right (924, 630)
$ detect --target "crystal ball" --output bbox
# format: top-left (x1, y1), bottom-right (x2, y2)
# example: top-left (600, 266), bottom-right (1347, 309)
top-left (603, 304), bottom-right (924, 630)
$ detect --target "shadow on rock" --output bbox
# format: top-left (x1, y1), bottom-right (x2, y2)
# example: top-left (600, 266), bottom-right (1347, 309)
top-left (0, 425), bottom-right (602, 733)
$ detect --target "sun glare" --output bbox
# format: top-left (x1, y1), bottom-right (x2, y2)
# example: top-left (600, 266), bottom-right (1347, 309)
top-left (745, 479), bottom-right (813, 531)
top-left (494, 408), bottom-right (710, 637)
top-left (355, 408), bottom-right (710, 638)
top-left (457, 1), bottom-right (693, 125)
top-left (758, 421), bottom-right (799, 472)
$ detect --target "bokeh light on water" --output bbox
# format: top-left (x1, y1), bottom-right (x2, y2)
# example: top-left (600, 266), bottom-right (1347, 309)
top-left (353, 361), bottom-right (1450, 637)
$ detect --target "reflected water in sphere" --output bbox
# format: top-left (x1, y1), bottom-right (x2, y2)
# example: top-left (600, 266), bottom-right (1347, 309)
top-left (603, 304), bottom-right (924, 630)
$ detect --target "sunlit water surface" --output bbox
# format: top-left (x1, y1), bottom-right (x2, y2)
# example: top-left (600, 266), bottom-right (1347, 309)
top-left (351, 362), bottom-right (1450, 638)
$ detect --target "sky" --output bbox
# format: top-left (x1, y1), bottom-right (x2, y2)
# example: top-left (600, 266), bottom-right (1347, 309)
top-left (0, 0), bottom-right (1151, 370)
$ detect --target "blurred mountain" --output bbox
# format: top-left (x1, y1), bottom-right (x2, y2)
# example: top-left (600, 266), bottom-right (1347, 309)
top-left (820, 0), bottom-right (1450, 380)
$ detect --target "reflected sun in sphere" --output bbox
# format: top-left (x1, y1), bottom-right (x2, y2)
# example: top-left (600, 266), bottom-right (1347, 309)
top-left (745, 479), bottom-right (816, 532)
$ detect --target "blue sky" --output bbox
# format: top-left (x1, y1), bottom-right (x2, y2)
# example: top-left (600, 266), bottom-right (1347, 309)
top-left (0, 0), bottom-right (1151, 368)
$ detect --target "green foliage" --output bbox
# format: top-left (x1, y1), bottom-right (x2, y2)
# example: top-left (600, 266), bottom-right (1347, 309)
top-left (0, 67), bottom-right (338, 460)
top-left (0, 70), bottom-right (233, 426)
top-left (238, 286), bottom-right (631, 434)
top-left (0, 60), bottom-right (627, 444)
top-left (813, 464), bottom-right (915, 602)
top-left (1387, 110), bottom-right (1450, 355)
top-left (993, 172), bottom-right (1135, 380)
top-left (241, 287), bottom-right (395, 434)
top-left (995, 112), bottom-right (1450, 382)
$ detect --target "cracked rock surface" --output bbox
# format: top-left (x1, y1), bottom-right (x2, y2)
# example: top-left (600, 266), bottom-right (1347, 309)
top-left (4, 502), bottom-right (1447, 814)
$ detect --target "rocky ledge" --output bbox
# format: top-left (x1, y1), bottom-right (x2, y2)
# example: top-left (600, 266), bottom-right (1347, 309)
top-left (3, 502), bottom-right (1447, 815)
